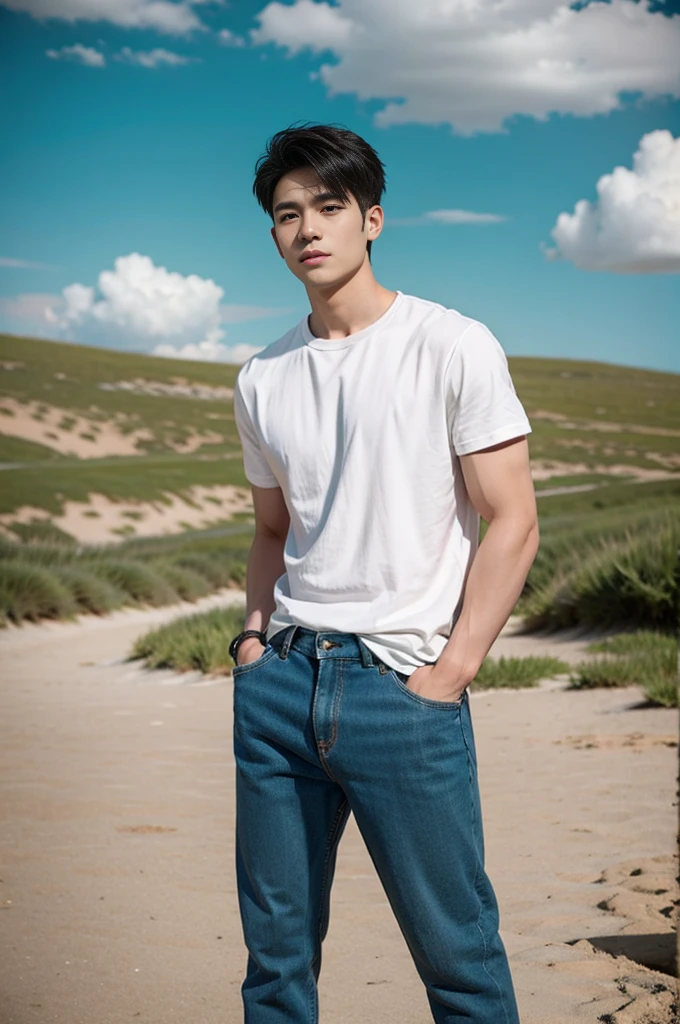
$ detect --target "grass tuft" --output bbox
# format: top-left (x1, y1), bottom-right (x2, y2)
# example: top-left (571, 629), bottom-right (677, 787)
top-left (85, 559), bottom-right (179, 607)
top-left (520, 508), bottom-right (679, 633)
top-left (7, 519), bottom-right (76, 546)
top-left (151, 561), bottom-right (211, 602)
top-left (52, 565), bottom-right (126, 616)
top-left (0, 561), bottom-right (78, 623)
top-left (131, 605), bottom-right (246, 673)
top-left (473, 655), bottom-right (570, 690)
top-left (569, 630), bottom-right (678, 707)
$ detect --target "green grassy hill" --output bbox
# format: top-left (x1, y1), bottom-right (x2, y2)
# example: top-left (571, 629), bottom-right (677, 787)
top-left (2, 333), bottom-right (678, 683)
top-left (1, 331), bottom-right (679, 536)
top-left (0, 333), bottom-right (248, 529)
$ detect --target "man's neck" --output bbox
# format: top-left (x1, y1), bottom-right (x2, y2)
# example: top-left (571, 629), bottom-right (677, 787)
top-left (306, 263), bottom-right (398, 341)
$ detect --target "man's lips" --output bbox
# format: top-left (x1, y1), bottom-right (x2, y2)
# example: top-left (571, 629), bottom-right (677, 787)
top-left (300, 251), bottom-right (330, 265)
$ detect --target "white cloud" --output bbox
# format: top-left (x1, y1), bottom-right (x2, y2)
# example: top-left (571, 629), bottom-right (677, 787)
top-left (387, 209), bottom-right (508, 227)
top-left (545, 129), bottom-right (680, 274)
top-left (251, 0), bottom-right (680, 135)
top-left (44, 253), bottom-right (227, 351)
top-left (0, 292), bottom-right (63, 322)
top-left (1, 0), bottom-right (212, 35)
top-left (0, 255), bottom-right (291, 360)
top-left (0, 256), bottom-right (62, 269)
top-left (152, 339), bottom-right (265, 363)
top-left (251, 0), bottom-right (352, 54)
top-left (46, 43), bottom-right (105, 66)
top-left (114, 47), bottom-right (198, 68)
top-left (218, 28), bottom-right (245, 47)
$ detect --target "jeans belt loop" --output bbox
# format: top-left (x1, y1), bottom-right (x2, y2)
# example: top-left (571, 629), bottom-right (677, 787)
top-left (356, 635), bottom-right (377, 669)
top-left (279, 624), bottom-right (299, 660)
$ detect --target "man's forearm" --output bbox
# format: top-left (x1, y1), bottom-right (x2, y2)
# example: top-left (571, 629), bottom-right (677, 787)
top-left (438, 515), bottom-right (539, 684)
top-left (243, 531), bottom-right (286, 635)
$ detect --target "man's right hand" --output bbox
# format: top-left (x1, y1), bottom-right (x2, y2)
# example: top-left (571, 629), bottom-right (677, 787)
top-left (236, 637), bottom-right (267, 667)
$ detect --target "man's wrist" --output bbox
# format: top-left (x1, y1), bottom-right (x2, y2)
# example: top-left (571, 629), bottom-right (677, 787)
top-left (433, 650), bottom-right (480, 687)
top-left (237, 636), bottom-right (265, 663)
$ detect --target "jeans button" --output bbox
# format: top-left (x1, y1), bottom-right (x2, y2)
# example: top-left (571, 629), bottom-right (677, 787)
top-left (322, 640), bottom-right (332, 650)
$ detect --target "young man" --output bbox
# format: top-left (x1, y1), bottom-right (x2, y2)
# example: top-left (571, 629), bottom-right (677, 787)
top-left (230, 123), bottom-right (539, 1024)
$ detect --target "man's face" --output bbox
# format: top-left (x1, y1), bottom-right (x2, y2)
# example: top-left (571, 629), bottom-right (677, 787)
top-left (270, 167), bottom-right (380, 288)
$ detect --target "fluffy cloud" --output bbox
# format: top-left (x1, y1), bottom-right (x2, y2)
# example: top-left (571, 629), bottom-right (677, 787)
top-left (545, 130), bottom-right (680, 273)
top-left (153, 339), bottom-right (264, 363)
top-left (3, 254), bottom-right (289, 363)
top-left (218, 28), bottom-right (245, 47)
top-left (114, 47), bottom-right (198, 67)
top-left (0, 292), bottom-right (64, 323)
top-left (46, 43), bottom-right (105, 66)
top-left (387, 209), bottom-right (508, 227)
top-left (1, 0), bottom-right (214, 35)
top-left (251, 0), bottom-right (680, 135)
top-left (252, 0), bottom-right (352, 54)
top-left (45, 43), bottom-right (198, 68)
top-left (44, 254), bottom-right (226, 351)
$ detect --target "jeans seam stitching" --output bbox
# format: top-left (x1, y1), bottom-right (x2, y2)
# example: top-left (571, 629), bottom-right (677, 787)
top-left (462, 716), bottom-right (511, 1021)
top-left (308, 798), bottom-right (350, 978)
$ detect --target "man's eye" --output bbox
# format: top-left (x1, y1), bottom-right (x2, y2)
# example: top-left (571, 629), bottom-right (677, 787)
top-left (323, 205), bottom-right (342, 213)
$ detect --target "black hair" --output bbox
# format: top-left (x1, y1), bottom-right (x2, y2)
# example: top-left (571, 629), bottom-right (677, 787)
top-left (253, 121), bottom-right (386, 258)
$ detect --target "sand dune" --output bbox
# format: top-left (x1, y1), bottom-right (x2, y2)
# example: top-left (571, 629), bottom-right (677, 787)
top-left (0, 599), bottom-right (677, 1023)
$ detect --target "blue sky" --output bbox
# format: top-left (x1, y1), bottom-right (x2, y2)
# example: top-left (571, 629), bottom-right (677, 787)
top-left (0, 0), bottom-right (679, 372)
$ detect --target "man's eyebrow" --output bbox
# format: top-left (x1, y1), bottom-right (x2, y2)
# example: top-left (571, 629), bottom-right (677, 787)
top-left (273, 192), bottom-right (347, 214)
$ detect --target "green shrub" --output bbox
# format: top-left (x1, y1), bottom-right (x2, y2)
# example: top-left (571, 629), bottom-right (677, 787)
top-left (0, 561), bottom-right (78, 623)
top-left (85, 559), bottom-right (178, 606)
top-left (473, 655), bottom-right (570, 690)
top-left (173, 552), bottom-right (233, 587)
top-left (7, 519), bottom-right (76, 546)
top-left (521, 511), bottom-right (679, 632)
top-left (569, 630), bottom-right (678, 707)
top-left (52, 565), bottom-right (126, 616)
top-left (131, 605), bottom-right (246, 673)
top-left (151, 561), bottom-right (210, 602)
top-left (0, 540), bottom-right (77, 567)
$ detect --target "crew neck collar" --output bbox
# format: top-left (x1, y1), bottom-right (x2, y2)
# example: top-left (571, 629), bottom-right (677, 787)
top-left (302, 290), bottom-right (404, 351)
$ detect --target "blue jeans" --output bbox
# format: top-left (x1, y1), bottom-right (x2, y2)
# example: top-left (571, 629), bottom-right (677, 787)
top-left (232, 625), bottom-right (520, 1024)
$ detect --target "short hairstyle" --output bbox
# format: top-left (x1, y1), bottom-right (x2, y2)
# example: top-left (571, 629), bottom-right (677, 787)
top-left (253, 122), bottom-right (387, 258)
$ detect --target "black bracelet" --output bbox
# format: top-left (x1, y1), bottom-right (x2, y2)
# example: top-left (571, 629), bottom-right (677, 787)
top-left (229, 629), bottom-right (267, 665)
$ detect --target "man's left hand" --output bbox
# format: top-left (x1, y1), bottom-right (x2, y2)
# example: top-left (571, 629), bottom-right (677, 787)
top-left (406, 662), bottom-right (471, 704)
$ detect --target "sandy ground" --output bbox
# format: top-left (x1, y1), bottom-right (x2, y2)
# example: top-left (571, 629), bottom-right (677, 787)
top-left (0, 598), bottom-right (677, 1024)
top-left (0, 398), bottom-right (225, 459)
top-left (0, 486), bottom-right (253, 544)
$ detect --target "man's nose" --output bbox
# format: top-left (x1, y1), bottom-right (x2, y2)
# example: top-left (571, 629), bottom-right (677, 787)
top-left (298, 213), bottom-right (320, 241)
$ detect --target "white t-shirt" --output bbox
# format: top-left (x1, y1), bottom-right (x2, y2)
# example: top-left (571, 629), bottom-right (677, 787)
top-left (233, 290), bottom-right (532, 676)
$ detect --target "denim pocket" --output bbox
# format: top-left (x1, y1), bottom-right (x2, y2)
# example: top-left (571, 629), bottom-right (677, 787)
top-left (232, 643), bottom-right (277, 677)
top-left (386, 666), bottom-right (466, 710)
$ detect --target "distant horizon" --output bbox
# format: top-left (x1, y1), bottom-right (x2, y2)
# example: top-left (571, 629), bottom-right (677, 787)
top-left (2, 327), bottom-right (678, 379)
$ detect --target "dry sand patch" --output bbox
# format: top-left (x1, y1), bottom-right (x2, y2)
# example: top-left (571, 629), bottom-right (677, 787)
top-left (99, 378), bottom-right (234, 401)
top-left (0, 485), bottom-right (253, 543)
top-left (0, 397), bottom-right (153, 457)
top-left (530, 410), bottom-right (680, 439)
top-left (531, 458), bottom-right (677, 482)
top-left (0, 398), bottom-right (226, 457)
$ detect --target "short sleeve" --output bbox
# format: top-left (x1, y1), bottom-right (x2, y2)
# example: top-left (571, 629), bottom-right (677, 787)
top-left (233, 373), bottom-right (280, 488)
top-left (444, 320), bottom-right (532, 456)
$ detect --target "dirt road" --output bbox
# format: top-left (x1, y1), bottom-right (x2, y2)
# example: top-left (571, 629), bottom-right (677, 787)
top-left (1, 597), bottom-right (677, 1023)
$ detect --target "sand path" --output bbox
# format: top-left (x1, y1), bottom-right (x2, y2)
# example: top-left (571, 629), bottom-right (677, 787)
top-left (0, 596), bottom-right (677, 1023)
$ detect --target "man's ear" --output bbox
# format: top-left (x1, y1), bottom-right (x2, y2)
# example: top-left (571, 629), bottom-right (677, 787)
top-left (365, 204), bottom-right (384, 243)
top-left (270, 225), bottom-right (285, 259)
